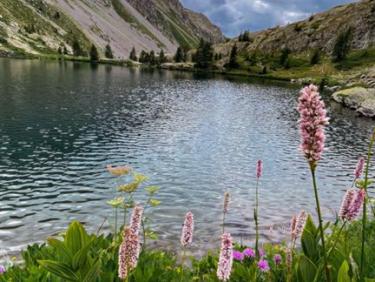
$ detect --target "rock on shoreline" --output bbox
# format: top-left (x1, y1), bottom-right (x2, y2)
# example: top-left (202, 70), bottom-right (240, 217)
top-left (332, 87), bottom-right (375, 117)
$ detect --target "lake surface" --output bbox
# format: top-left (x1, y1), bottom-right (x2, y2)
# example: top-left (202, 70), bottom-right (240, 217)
top-left (0, 58), bottom-right (374, 257)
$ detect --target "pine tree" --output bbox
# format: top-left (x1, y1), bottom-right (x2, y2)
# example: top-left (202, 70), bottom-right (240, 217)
top-left (194, 39), bottom-right (213, 69)
top-left (90, 44), bottom-right (99, 62)
top-left (72, 39), bottom-right (82, 57)
top-left (129, 47), bottom-right (138, 61)
top-left (310, 49), bottom-right (321, 65)
top-left (149, 50), bottom-right (156, 65)
top-left (139, 50), bottom-right (147, 63)
top-left (159, 49), bottom-right (166, 64)
top-left (174, 47), bottom-right (185, 63)
top-left (332, 27), bottom-right (353, 62)
top-left (105, 44), bottom-right (114, 59)
top-left (228, 44), bottom-right (239, 68)
top-left (280, 48), bottom-right (290, 68)
top-left (242, 31), bottom-right (250, 42)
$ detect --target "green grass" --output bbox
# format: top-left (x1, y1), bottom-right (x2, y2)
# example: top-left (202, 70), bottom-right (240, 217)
top-left (335, 48), bottom-right (375, 70)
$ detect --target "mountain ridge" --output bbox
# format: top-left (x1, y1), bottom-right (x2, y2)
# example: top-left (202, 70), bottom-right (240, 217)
top-left (0, 0), bottom-right (224, 58)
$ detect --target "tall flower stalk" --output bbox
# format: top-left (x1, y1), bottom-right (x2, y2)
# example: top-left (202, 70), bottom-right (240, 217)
top-left (222, 192), bottom-right (230, 233)
top-left (360, 129), bottom-right (375, 282)
top-left (297, 84), bottom-right (330, 281)
top-left (255, 160), bottom-right (262, 258)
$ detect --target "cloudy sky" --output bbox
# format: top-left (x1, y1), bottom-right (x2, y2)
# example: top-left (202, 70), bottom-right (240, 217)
top-left (180, 0), bottom-right (357, 37)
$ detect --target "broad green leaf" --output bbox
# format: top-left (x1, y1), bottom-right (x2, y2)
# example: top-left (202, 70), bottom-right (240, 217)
top-left (47, 238), bottom-right (72, 263)
top-left (298, 255), bottom-right (317, 282)
top-left (72, 240), bottom-right (93, 271)
top-left (337, 260), bottom-right (351, 282)
top-left (82, 259), bottom-right (100, 282)
top-left (301, 216), bottom-right (319, 261)
top-left (65, 221), bottom-right (83, 255)
top-left (38, 260), bottom-right (78, 281)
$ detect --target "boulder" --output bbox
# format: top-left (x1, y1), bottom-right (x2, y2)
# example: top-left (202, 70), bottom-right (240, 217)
top-left (332, 87), bottom-right (375, 117)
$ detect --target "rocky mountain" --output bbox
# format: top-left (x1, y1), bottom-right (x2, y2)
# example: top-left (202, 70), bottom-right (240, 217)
top-left (126, 0), bottom-right (224, 47)
top-left (215, 0), bottom-right (375, 55)
top-left (0, 0), bottom-right (224, 58)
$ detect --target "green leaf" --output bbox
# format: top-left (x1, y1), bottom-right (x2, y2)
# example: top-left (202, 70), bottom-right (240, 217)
top-left (65, 221), bottom-right (83, 255)
top-left (149, 199), bottom-right (161, 207)
top-left (38, 260), bottom-right (79, 281)
top-left (337, 260), bottom-right (351, 282)
top-left (72, 240), bottom-right (93, 271)
top-left (298, 255), bottom-right (317, 282)
top-left (82, 259), bottom-right (100, 282)
top-left (47, 238), bottom-right (73, 263)
top-left (301, 215), bottom-right (319, 261)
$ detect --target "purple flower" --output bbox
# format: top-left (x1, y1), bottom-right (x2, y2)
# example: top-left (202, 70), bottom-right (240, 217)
top-left (233, 250), bottom-right (244, 261)
top-left (257, 259), bottom-right (270, 272)
top-left (298, 84), bottom-right (329, 165)
top-left (243, 248), bottom-right (255, 258)
top-left (354, 157), bottom-right (365, 179)
top-left (274, 254), bottom-right (282, 265)
top-left (0, 265), bottom-right (5, 274)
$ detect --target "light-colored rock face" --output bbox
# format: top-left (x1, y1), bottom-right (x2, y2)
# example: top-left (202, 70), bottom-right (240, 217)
top-left (332, 87), bottom-right (375, 117)
top-left (0, 0), bottom-right (223, 57)
top-left (47, 0), bottom-right (177, 57)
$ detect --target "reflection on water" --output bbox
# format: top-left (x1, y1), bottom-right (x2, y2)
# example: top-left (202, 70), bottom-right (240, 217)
top-left (0, 58), bottom-right (374, 256)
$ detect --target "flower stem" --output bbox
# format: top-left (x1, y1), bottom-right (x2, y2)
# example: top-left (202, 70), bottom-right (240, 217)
top-left (360, 129), bottom-right (375, 282)
top-left (115, 207), bottom-right (118, 235)
top-left (310, 164), bottom-right (330, 282)
top-left (222, 212), bottom-right (226, 234)
top-left (255, 178), bottom-right (259, 258)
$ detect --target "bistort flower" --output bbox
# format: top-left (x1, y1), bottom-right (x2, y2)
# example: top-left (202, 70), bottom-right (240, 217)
top-left (297, 84), bottom-right (329, 165)
top-left (181, 211), bottom-right (194, 247)
top-left (256, 160), bottom-right (263, 179)
top-left (118, 227), bottom-right (140, 279)
top-left (129, 205), bottom-right (144, 236)
top-left (354, 157), bottom-right (365, 179)
top-left (217, 233), bottom-right (233, 281)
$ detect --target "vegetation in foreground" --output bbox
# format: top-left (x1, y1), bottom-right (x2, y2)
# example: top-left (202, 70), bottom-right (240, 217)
top-left (1, 85), bottom-right (375, 281)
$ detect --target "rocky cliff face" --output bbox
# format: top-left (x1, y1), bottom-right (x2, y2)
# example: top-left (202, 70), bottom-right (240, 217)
top-left (0, 0), bottom-right (223, 58)
top-left (126, 0), bottom-right (224, 47)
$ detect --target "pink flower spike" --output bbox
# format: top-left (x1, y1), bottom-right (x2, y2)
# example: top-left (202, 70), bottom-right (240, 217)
top-left (347, 189), bottom-right (366, 221)
top-left (118, 227), bottom-right (140, 279)
top-left (297, 84), bottom-right (329, 165)
top-left (354, 157), bottom-right (365, 179)
top-left (256, 160), bottom-right (263, 179)
top-left (339, 189), bottom-right (356, 221)
top-left (129, 205), bottom-right (143, 236)
top-left (181, 212), bottom-right (194, 247)
top-left (217, 233), bottom-right (233, 281)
